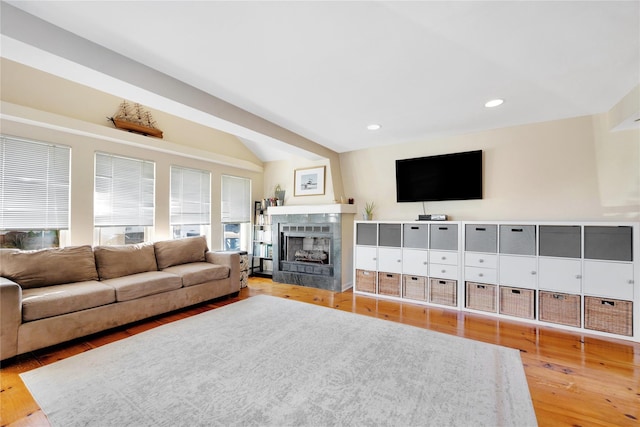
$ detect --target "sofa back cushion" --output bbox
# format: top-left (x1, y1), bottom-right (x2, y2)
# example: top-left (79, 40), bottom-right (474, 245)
top-left (154, 236), bottom-right (208, 269)
top-left (94, 244), bottom-right (158, 280)
top-left (0, 245), bottom-right (99, 289)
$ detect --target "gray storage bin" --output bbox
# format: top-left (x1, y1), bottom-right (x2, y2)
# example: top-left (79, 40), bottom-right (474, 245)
top-left (539, 225), bottom-right (581, 258)
top-left (499, 225), bottom-right (536, 255)
top-left (356, 223), bottom-right (377, 246)
top-left (430, 224), bottom-right (458, 250)
top-left (584, 226), bottom-right (632, 261)
top-left (465, 224), bottom-right (497, 253)
top-left (403, 224), bottom-right (429, 249)
top-left (379, 223), bottom-right (402, 247)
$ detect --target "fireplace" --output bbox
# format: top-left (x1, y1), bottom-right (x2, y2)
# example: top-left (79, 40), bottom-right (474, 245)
top-left (268, 204), bottom-right (356, 292)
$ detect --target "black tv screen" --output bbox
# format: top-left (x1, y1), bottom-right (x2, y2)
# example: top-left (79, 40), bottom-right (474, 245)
top-left (396, 150), bottom-right (483, 202)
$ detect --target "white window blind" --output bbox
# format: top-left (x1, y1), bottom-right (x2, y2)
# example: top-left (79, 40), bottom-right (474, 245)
top-left (94, 152), bottom-right (155, 227)
top-left (170, 165), bottom-right (211, 225)
top-left (221, 175), bottom-right (250, 223)
top-left (0, 135), bottom-right (70, 229)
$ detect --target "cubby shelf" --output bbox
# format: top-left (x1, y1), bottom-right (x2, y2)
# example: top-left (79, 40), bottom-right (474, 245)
top-left (353, 220), bottom-right (639, 342)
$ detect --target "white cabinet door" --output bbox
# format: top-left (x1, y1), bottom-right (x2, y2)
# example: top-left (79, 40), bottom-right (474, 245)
top-left (538, 257), bottom-right (581, 293)
top-left (377, 247), bottom-right (402, 273)
top-left (355, 246), bottom-right (377, 271)
top-left (402, 249), bottom-right (429, 276)
top-left (583, 261), bottom-right (634, 300)
top-left (499, 255), bottom-right (537, 289)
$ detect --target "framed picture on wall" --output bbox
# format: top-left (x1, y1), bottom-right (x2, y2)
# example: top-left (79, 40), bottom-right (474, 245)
top-left (294, 166), bottom-right (326, 196)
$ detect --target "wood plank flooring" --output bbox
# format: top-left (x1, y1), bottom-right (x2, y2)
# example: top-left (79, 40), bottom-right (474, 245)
top-left (1, 277), bottom-right (639, 426)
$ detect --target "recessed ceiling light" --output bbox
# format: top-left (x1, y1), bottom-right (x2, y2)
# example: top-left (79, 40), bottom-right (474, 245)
top-left (367, 124), bottom-right (381, 130)
top-left (485, 99), bottom-right (504, 108)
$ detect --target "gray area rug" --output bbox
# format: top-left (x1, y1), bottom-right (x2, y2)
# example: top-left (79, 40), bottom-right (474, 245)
top-left (21, 295), bottom-right (537, 426)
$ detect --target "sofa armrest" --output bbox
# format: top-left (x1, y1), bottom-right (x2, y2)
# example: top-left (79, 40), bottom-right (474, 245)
top-left (1, 277), bottom-right (22, 361)
top-left (205, 252), bottom-right (240, 291)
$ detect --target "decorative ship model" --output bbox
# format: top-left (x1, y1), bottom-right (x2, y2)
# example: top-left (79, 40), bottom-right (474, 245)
top-left (108, 101), bottom-right (163, 138)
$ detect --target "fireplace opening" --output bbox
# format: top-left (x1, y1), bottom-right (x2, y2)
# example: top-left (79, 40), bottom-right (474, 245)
top-left (287, 236), bottom-right (330, 264)
top-left (280, 224), bottom-right (333, 276)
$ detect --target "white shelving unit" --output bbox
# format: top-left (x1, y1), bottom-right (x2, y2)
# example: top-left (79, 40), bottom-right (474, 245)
top-left (353, 220), bottom-right (639, 342)
top-left (251, 201), bottom-right (273, 277)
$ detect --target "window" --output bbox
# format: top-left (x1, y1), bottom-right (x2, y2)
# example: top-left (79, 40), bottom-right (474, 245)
top-left (0, 135), bottom-right (70, 249)
top-left (170, 165), bottom-right (211, 240)
top-left (94, 153), bottom-right (155, 245)
top-left (221, 175), bottom-right (251, 251)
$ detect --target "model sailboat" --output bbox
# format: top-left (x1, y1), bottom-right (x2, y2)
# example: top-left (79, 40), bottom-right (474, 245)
top-left (108, 101), bottom-right (163, 138)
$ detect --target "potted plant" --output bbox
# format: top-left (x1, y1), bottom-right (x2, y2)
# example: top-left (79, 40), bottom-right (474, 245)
top-left (364, 201), bottom-right (375, 220)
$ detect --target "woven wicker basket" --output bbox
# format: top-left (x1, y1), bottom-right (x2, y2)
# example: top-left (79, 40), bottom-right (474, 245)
top-left (539, 291), bottom-right (581, 327)
top-left (355, 269), bottom-right (376, 293)
top-left (429, 278), bottom-right (457, 306)
top-left (584, 296), bottom-right (633, 336)
top-left (403, 275), bottom-right (427, 301)
top-left (500, 286), bottom-right (535, 319)
top-left (378, 272), bottom-right (401, 297)
top-left (465, 282), bottom-right (497, 312)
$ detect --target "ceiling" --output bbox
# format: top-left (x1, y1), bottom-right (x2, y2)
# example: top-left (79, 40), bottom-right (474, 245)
top-left (2, 1), bottom-right (639, 161)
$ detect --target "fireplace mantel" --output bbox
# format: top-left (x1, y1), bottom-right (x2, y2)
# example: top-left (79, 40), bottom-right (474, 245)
top-left (268, 204), bottom-right (357, 216)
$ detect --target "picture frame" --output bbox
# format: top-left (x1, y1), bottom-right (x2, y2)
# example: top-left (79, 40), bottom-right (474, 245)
top-left (294, 166), bottom-right (326, 196)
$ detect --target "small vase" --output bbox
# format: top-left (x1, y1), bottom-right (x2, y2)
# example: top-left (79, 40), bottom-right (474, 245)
top-left (363, 213), bottom-right (373, 221)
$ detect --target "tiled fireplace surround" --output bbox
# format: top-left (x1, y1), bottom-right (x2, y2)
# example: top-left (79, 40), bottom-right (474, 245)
top-left (269, 205), bottom-right (356, 292)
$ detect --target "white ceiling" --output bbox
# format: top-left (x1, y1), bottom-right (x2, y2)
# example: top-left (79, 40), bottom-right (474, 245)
top-left (2, 1), bottom-right (639, 161)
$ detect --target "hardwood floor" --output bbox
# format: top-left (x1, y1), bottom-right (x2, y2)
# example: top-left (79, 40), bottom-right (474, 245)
top-left (1, 277), bottom-right (639, 426)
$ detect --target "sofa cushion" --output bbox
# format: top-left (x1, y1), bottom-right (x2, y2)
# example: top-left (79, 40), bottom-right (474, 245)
top-left (154, 236), bottom-right (208, 269)
top-left (0, 246), bottom-right (98, 289)
top-left (22, 281), bottom-right (116, 322)
top-left (94, 244), bottom-right (158, 280)
top-left (162, 262), bottom-right (230, 287)
top-left (101, 271), bottom-right (182, 302)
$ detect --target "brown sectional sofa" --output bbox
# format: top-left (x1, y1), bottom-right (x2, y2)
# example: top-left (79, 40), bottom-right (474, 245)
top-left (0, 236), bottom-right (240, 361)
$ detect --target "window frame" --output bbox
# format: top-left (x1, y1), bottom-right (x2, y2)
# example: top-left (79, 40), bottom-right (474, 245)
top-left (93, 152), bottom-right (156, 245)
top-left (0, 135), bottom-right (71, 249)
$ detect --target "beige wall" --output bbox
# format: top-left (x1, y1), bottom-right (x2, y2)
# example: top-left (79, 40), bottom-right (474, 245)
top-left (592, 113), bottom-right (640, 215)
top-left (263, 158), bottom-right (337, 205)
top-left (339, 115), bottom-right (640, 222)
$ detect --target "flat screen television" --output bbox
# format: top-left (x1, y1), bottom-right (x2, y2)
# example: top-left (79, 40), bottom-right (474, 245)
top-left (395, 150), bottom-right (482, 202)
